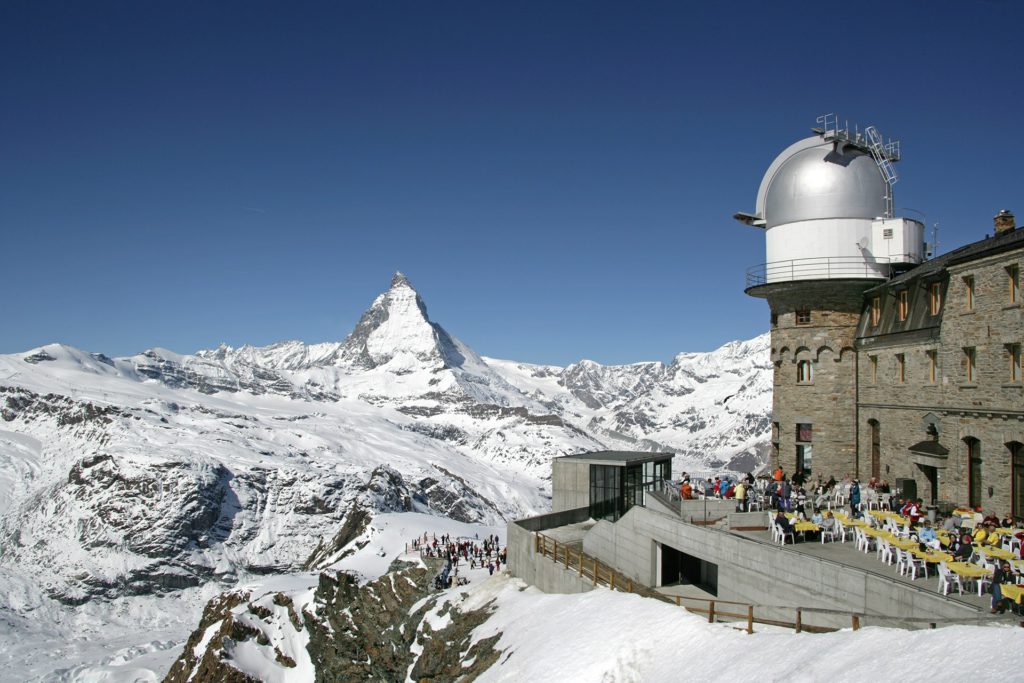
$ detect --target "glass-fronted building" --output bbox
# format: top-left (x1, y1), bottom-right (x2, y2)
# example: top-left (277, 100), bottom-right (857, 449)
top-left (551, 451), bottom-right (673, 521)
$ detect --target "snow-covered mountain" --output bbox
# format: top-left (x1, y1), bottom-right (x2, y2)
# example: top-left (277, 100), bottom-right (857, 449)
top-left (486, 335), bottom-right (771, 472)
top-left (0, 272), bottom-right (770, 679)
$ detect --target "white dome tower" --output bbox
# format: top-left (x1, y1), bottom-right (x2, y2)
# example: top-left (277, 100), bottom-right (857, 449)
top-left (735, 115), bottom-right (924, 482)
top-left (737, 115), bottom-right (924, 287)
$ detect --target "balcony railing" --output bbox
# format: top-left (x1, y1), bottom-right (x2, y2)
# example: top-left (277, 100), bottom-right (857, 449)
top-left (746, 257), bottom-right (891, 288)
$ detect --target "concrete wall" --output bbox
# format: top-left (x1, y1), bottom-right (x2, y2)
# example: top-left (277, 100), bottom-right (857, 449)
top-left (506, 507), bottom-right (595, 594)
top-left (728, 511), bottom-right (770, 529)
top-left (678, 498), bottom-right (736, 522)
top-left (551, 460), bottom-right (590, 513)
top-left (582, 505), bottom-right (982, 629)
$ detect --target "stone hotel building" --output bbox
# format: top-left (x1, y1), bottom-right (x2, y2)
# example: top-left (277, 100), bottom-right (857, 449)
top-left (739, 119), bottom-right (1024, 517)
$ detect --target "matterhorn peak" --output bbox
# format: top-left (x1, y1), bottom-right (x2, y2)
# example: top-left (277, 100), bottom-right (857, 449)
top-left (332, 272), bottom-right (455, 370)
top-left (390, 271), bottom-right (412, 289)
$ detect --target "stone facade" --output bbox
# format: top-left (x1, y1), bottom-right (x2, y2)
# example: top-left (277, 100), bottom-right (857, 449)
top-left (754, 279), bottom-right (872, 480)
top-left (750, 221), bottom-right (1024, 517)
top-left (857, 231), bottom-right (1024, 514)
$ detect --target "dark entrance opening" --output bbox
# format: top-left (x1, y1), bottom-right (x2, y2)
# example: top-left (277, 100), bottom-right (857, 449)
top-left (660, 544), bottom-right (718, 596)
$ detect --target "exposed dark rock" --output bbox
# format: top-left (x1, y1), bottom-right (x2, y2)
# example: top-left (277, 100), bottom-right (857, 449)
top-left (303, 505), bottom-right (371, 570)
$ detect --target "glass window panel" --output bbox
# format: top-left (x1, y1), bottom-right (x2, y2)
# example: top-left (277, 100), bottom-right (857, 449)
top-left (797, 423), bottom-right (813, 442)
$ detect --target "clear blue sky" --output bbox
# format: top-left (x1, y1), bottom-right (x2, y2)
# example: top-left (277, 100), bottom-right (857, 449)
top-left (2, 1), bottom-right (1022, 365)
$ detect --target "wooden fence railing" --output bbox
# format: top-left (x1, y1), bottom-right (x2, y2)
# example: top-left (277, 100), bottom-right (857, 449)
top-left (532, 532), bottom-right (992, 634)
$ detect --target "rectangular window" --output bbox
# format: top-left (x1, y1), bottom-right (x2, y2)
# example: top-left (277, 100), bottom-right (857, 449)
top-left (896, 353), bottom-right (906, 383)
top-left (797, 360), bottom-right (813, 384)
top-left (964, 347), bottom-right (976, 384)
top-left (770, 312), bottom-right (778, 327)
top-left (897, 290), bottom-right (908, 321)
top-left (1011, 343), bottom-right (1022, 383)
top-left (795, 309), bottom-right (811, 325)
top-left (870, 355), bottom-right (878, 384)
top-left (1010, 264), bottom-right (1020, 303)
top-left (796, 444), bottom-right (812, 474)
top-left (589, 464), bottom-right (623, 521)
top-left (967, 439), bottom-right (982, 508)
top-left (964, 275), bottom-right (975, 310)
top-left (929, 282), bottom-right (942, 316)
top-left (797, 423), bottom-right (813, 442)
top-left (771, 422), bottom-right (780, 441)
top-left (871, 297), bottom-right (881, 326)
top-left (927, 350), bottom-right (938, 384)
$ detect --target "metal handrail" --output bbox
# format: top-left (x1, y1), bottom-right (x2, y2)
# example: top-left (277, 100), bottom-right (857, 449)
top-left (746, 256), bottom-right (891, 288)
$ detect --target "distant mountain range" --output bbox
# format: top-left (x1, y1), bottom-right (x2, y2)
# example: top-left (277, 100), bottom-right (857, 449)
top-left (0, 272), bottom-right (769, 611)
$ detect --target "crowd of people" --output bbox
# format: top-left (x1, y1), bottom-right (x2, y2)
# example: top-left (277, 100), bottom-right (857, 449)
top-left (409, 532), bottom-right (506, 590)
top-left (763, 470), bottom-right (1024, 615)
top-left (676, 466), bottom-right (1024, 616)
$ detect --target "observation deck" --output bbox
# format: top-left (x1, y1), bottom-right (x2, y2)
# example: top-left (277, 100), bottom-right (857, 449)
top-left (745, 256), bottom-right (891, 292)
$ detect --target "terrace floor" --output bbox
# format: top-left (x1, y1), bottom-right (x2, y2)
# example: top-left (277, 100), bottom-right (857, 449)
top-left (730, 527), bottom-right (1018, 619)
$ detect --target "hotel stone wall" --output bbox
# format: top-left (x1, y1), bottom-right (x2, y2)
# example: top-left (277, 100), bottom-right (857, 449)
top-left (856, 241), bottom-right (1024, 514)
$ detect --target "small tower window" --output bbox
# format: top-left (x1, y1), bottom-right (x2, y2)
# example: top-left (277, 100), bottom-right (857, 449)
top-left (870, 297), bottom-right (881, 327)
top-left (897, 290), bottom-right (909, 321)
top-left (796, 423), bottom-right (812, 475)
top-left (1010, 344), bottom-right (1022, 383)
top-left (927, 350), bottom-right (938, 384)
top-left (795, 309), bottom-right (811, 325)
top-left (896, 353), bottom-right (906, 383)
top-left (1009, 264), bottom-right (1020, 304)
top-left (797, 360), bottom-right (813, 384)
top-left (929, 282), bottom-right (942, 316)
top-left (963, 347), bottom-right (976, 384)
top-left (963, 275), bottom-right (975, 310)
top-left (870, 355), bottom-right (878, 384)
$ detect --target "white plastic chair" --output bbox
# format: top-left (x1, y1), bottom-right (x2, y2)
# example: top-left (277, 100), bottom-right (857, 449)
top-left (877, 539), bottom-right (895, 565)
top-left (937, 563), bottom-right (963, 595)
top-left (775, 522), bottom-right (794, 545)
top-left (855, 528), bottom-right (875, 553)
top-left (820, 523), bottom-right (837, 544)
top-left (904, 552), bottom-right (926, 580)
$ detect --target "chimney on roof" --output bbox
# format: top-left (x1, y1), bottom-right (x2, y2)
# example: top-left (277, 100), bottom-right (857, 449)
top-left (994, 209), bottom-right (1016, 236)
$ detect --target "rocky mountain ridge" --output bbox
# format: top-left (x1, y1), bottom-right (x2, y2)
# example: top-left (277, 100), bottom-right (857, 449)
top-left (0, 272), bottom-right (770, 678)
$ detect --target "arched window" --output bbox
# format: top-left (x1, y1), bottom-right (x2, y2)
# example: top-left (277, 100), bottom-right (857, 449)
top-left (869, 420), bottom-right (881, 480)
top-left (1011, 442), bottom-right (1024, 520)
top-left (965, 437), bottom-right (982, 508)
top-left (797, 360), bottom-right (813, 384)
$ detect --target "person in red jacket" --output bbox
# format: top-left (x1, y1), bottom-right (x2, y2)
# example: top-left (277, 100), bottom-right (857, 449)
top-left (901, 499), bottom-right (922, 524)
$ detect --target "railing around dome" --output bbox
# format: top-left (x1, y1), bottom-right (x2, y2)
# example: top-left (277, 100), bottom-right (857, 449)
top-left (745, 257), bottom-right (891, 288)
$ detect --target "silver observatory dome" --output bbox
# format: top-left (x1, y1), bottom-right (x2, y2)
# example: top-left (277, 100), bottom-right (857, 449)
top-left (757, 137), bottom-right (888, 229)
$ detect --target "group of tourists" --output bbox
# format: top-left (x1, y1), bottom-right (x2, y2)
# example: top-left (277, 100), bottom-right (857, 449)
top-left (677, 471), bottom-right (756, 511)
top-left (775, 471), bottom-right (1024, 616)
top-left (920, 510), bottom-right (1024, 613)
top-left (410, 532), bottom-right (506, 590)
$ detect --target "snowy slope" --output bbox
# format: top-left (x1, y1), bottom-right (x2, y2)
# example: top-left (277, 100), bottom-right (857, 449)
top-left (0, 272), bottom-right (771, 679)
top-left (161, 513), bottom-right (1024, 683)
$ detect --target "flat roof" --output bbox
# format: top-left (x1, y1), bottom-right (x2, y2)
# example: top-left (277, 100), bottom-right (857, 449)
top-left (557, 450), bottom-right (674, 464)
